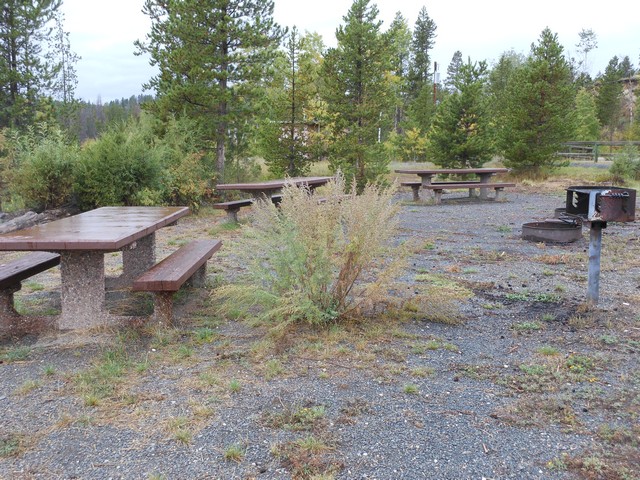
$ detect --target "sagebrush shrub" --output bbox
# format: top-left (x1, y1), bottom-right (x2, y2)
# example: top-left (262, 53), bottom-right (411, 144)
top-left (215, 174), bottom-right (405, 329)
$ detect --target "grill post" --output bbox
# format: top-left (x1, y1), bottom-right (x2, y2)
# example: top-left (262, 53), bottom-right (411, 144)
top-left (565, 186), bottom-right (636, 305)
top-left (586, 222), bottom-right (604, 304)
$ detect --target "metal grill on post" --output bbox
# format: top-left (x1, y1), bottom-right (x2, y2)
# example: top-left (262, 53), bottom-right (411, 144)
top-left (565, 186), bottom-right (636, 304)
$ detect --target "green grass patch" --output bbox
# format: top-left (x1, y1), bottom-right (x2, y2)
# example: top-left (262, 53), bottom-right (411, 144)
top-left (403, 383), bottom-right (419, 394)
top-left (263, 404), bottom-right (326, 431)
top-left (223, 443), bottom-right (245, 462)
top-left (1, 346), bottom-right (31, 363)
top-left (0, 434), bottom-right (24, 457)
top-left (74, 346), bottom-right (130, 404)
top-left (512, 321), bottom-right (543, 332)
top-left (536, 345), bottom-right (560, 356)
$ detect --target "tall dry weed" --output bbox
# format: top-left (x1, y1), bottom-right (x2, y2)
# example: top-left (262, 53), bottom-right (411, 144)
top-left (214, 173), bottom-right (404, 329)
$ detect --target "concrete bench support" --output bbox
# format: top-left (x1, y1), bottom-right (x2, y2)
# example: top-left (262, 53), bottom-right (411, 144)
top-left (0, 252), bottom-right (60, 330)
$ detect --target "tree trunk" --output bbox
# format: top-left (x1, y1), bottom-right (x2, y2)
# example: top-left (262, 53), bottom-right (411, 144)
top-left (216, 127), bottom-right (226, 182)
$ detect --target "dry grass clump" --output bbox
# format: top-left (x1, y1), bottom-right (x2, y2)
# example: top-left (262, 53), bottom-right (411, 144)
top-left (214, 174), bottom-right (405, 330)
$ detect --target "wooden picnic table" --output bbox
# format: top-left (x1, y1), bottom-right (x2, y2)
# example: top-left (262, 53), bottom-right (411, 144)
top-left (215, 176), bottom-right (333, 198)
top-left (395, 168), bottom-right (509, 186)
top-left (395, 168), bottom-right (511, 201)
top-left (213, 176), bottom-right (334, 221)
top-left (0, 206), bottom-right (189, 329)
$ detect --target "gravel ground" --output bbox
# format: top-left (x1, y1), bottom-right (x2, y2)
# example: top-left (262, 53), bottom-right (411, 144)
top-left (1, 186), bottom-right (639, 480)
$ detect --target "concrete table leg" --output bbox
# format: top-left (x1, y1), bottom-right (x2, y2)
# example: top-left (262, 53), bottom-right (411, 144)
top-left (59, 251), bottom-right (107, 329)
top-left (420, 175), bottom-right (435, 199)
top-left (123, 233), bottom-right (155, 279)
top-left (478, 174), bottom-right (492, 200)
top-left (108, 233), bottom-right (156, 288)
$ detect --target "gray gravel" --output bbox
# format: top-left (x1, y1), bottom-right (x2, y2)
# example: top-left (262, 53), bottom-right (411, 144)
top-left (1, 188), bottom-right (639, 479)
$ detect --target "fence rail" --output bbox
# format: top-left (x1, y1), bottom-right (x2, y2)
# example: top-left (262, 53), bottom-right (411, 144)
top-left (558, 141), bottom-right (640, 162)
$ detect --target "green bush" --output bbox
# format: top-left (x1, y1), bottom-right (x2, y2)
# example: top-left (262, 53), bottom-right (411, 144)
top-left (215, 174), bottom-right (405, 330)
top-left (610, 145), bottom-right (640, 182)
top-left (74, 120), bottom-right (163, 210)
top-left (151, 117), bottom-right (216, 211)
top-left (5, 125), bottom-right (78, 211)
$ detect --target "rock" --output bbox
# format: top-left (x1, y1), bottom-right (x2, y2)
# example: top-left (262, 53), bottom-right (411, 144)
top-left (0, 211), bottom-right (47, 234)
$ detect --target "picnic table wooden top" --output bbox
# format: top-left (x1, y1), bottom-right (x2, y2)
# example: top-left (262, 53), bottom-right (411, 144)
top-left (394, 168), bottom-right (509, 175)
top-left (0, 206), bottom-right (189, 251)
top-left (215, 176), bottom-right (333, 194)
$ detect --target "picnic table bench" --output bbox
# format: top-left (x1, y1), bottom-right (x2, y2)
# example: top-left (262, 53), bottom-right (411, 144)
top-left (212, 195), bottom-right (282, 222)
top-left (0, 252), bottom-right (60, 319)
top-left (419, 182), bottom-right (515, 204)
top-left (132, 239), bottom-right (222, 325)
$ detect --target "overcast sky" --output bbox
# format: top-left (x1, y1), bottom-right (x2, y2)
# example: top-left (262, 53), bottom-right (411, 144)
top-left (61, 0), bottom-right (639, 102)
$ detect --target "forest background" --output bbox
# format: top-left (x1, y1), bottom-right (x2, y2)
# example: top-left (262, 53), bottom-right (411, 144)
top-left (1, 0), bottom-right (639, 213)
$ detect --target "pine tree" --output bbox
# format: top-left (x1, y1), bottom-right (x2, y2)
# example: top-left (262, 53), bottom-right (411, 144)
top-left (427, 59), bottom-right (494, 168)
top-left (258, 27), bottom-right (321, 177)
top-left (487, 50), bottom-right (524, 146)
top-left (408, 6), bottom-right (437, 99)
top-left (386, 12), bottom-right (411, 134)
top-left (46, 11), bottom-right (80, 133)
top-left (574, 87), bottom-right (600, 141)
top-left (404, 6), bottom-right (437, 137)
top-left (487, 50), bottom-right (524, 117)
top-left (445, 50), bottom-right (463, 93)
top-left (135, 0), bottom-right (283, 181)
top-left (596, 56), bottom-right (625, 140)
top-left (0, 0), bottom-right (62, 128)
top-left (498, 28), bottom-right (576, 175)
top-left (321, 0), bottom-right (394, 189)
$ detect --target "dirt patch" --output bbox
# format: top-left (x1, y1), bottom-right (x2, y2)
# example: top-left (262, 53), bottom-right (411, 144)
top-left (1, 187), bottom-right (639, 479)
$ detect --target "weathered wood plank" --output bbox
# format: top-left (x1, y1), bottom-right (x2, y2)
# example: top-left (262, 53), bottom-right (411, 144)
top-left (0, 252), bottom-right (60, 289)
top-left (132, 239), bottom-right (222, 292)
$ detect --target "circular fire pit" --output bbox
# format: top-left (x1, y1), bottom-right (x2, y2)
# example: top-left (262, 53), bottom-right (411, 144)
top-left (522, 221), bottom-right (583, 243)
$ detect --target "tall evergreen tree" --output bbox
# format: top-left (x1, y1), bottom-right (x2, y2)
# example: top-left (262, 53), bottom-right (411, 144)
top-left (404, 6), bottom-right (437, 137)
top-left (498, 28), bottom-right (576, 175)
top-left (46, 11), bottom-right (80, 133)
top-left (258, 27), bottom-right (321, 177)
top-left (322, 0), bottom-right (393, 188)
top-left (135, 0), bottom-right (283, 181)
top-left (427, 59), bottom-right (494, 168)
top-left (488, 50), bottom-right (524, 115)
top-left (408, 6), bottom-right (437, 99)
top-left (445, 50), bottom-right (463, 93)
top-left (596, 56), bottom-right (625, 140)
top-left (574, 87), bottom-right (600, 141)
top-left (487, 50), bottom-right (524, 146)
top-left (0, 0), bottom-right (62, 128)
top-left (386, 12), bottom-right (411, 134)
